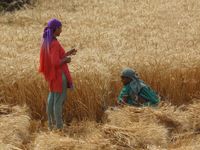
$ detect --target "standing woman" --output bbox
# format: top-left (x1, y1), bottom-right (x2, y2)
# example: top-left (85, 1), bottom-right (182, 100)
top-left (39, 18), bottom-right (77, 131)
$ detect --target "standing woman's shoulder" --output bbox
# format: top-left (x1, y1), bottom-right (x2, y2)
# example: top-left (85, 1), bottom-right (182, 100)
top-left (50, 39), bottom-right (61, 49)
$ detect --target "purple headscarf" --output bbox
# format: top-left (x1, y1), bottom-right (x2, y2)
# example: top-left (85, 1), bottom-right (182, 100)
top-left (39, 19), bottom-right (62, 81)
top-left (42, 18), bottom-right (62, 51)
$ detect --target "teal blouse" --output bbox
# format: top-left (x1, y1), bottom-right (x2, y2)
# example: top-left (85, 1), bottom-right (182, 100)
top-left (118, 84), bottom-right (137, 105)
top-left (118, 84), bottom-right (160, 106)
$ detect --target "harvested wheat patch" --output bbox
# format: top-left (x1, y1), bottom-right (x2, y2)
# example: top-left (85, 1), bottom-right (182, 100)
top-left (169, 132), bottom-right (200, 150)
top-left (103, 106), bottom-right (168, 149)
top-left (33, 121), bottom-right (115, 150)
top-left (0, 105), bottom-right (30, 149)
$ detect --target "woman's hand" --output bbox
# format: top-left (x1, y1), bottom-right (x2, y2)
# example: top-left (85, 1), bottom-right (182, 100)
top-left (68, 48), bottom-right (77, 55)
top-left (117, 99), bottom-right (126, 106)
top-left (61, 57), bottom-right (71, 64)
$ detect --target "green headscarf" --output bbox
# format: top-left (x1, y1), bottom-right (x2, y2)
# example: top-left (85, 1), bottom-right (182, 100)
top-left (121, 68), bottom-right (147, 95)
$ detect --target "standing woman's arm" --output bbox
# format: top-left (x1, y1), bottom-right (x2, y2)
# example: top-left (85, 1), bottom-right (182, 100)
top-left (65, 48), bottom-right (77, 56)
top-left (50, 42), bottom-right (72, 67)
top-left (50, 42), bottom-right (61, 68)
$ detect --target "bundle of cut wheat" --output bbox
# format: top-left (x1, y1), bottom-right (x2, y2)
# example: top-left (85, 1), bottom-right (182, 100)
top-left (0, 105), bottom-right (30, 149)
top-left (33, 121), bottom-right (115, 150)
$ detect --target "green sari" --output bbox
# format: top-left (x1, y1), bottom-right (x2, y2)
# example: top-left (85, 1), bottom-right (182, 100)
top-left (139, 86), bottom-right (160, 106)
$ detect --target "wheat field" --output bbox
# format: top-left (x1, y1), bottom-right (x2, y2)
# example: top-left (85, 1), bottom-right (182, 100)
top-left (0, 0), bottom-right (200, 149)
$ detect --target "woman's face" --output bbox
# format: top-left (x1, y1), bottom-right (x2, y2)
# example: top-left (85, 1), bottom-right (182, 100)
top-left (121, 76), bottom-right (132, 85)
top-left (54, 26), bottom-right (62, 37)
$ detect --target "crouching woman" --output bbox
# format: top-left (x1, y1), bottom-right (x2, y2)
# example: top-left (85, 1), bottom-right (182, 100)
top-left (118, 68), bottom-right (160, 107)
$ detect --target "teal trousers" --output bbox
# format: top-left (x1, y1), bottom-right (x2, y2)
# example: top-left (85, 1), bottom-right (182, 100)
top-left (47, 73), bottom-right (67, 129)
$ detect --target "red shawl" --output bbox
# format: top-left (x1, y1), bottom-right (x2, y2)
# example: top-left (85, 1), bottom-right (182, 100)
top-left (39, 39), bottom-right (73, 93)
